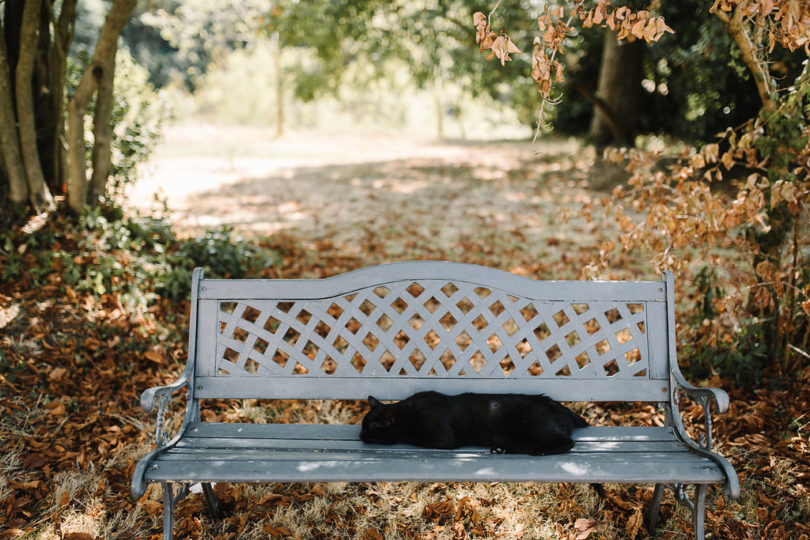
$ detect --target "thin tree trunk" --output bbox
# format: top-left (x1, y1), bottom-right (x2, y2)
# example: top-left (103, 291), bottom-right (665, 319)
top-left (588, 33), bottom-right (643, 147)
top-left (272, 32), bottom-right (284, 137)
top-left (90, 52), bottom-right (116, 202)
top-left (455, 102), bottom-right (466, 141)
top-left (50, 0), bottom-right (78, 194)
top-left (0, 20), bottom-right (27, 207)
top-left (432, 78), bottom-right (444, 140)
top-left (67, 0), bottom-right (136, 213)
top-left (16, 0), bottom-right (54, 212)
top-left (34, 0), bottom-right (55, 187)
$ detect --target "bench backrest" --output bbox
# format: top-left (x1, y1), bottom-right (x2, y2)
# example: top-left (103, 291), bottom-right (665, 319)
top-left (190, 262), bottom-right (675, 403)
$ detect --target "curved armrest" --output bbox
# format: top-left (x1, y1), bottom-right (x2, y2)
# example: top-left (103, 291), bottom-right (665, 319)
top-left (140, 364), bottom-right (193, 413)
top-left (671, 369), bottom-right (729, 413)
top-left (669, 369), bottom-right (740, 499)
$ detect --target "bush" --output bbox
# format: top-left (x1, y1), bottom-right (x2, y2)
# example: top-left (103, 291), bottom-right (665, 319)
top-left (156, 226), bottom-right (278, 301)
top-left (0, 210), bottom-right (278, 312)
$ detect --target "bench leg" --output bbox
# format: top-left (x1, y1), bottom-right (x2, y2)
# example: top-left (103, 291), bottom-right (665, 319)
top-left (202, 482), bottom-right (227, 520)
top-left (161, 482), bottom-right (175, 540)
top-left (647, 483), bottom-right (666, 532)
top-left (692, 484), bottom-right (708, 540)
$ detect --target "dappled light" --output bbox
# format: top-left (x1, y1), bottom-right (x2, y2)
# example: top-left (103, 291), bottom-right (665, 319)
top-left (2, 0), bottom-right (809, 538)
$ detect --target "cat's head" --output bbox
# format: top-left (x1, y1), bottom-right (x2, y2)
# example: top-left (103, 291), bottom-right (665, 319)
top-left (360, 396), bottom-right (398, 444)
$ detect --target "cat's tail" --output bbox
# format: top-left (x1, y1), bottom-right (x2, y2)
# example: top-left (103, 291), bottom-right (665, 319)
top-left (566, 407), bottom-right (589, 428)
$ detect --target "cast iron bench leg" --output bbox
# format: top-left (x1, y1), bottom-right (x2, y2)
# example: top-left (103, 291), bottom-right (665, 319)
top-left (647, 483), bottom-right (666, 531)
top-left (161, 482), bottom-right (175, 540)
top-left (693, 484), bottom-right (708, 540)
top-left (203, 482), bottom-right (227, 520)
top-left (160, 482), bottom-right (190, 540)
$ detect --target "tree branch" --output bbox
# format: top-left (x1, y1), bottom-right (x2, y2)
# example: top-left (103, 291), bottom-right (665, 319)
top-left (714, 2), bottom-right (777, 111)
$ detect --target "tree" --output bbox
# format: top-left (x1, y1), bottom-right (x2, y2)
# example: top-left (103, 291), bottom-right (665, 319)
top-left (0, 0), bottom-right (137, 222)
top-left (67, 0), bottom-right (137, 213)
top-left (587, 32), bottom-right (643, 145)
top-left (477, 0), bottom-right (810, 377)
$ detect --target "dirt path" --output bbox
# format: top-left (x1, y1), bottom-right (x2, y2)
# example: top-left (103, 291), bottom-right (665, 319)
top-left (133, 124), bottom-right (624, 278)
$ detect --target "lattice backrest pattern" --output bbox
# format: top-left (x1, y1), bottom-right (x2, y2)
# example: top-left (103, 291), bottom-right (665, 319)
top-left (214, 279), bottom-right (651, 380)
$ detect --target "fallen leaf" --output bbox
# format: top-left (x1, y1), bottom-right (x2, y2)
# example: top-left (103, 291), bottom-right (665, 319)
top-left (48, 367), bottom-right (67, 382)
top-left (144, 348), bottom-right (165, 364)
top-left (625, 507), bottom-right (643, 538)
top-left (63, 533), bottom-right (94, 540)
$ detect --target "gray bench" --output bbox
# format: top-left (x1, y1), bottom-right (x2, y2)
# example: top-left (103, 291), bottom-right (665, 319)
top-left (131, 262), bottom-right (739, 539)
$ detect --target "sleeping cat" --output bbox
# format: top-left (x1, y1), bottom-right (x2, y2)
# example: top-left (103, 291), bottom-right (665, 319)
top-left (360, 391), bottom-right (587, 455)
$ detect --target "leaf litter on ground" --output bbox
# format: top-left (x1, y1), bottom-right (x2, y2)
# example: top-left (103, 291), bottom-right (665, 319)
top-left (1, 135), bottom-right (809, 539)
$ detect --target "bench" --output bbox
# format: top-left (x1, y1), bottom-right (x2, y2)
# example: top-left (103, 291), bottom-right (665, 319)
top-left (131, 261), bottom-right (739, 539)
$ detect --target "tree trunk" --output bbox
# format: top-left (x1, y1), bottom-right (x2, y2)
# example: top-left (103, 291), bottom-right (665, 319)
top-left (15, 0), bottom-right (54, 212)
top-left (432, 79), bottom-right (445, 140)
top-left (3, 0), bottom-right (23, 77)
top-left (67, 0), bottom-right (136, 213)
top-left (51, 0), bottom-right (79, 194)
top-left (0, 21), bottom-right (27, 207)
top-left (272, 32), bottom-right (284, 137)
top-left (588, 33), bottom-right (644, 147)
top-left (34, 1), bottom-right (55, 188)
top-left (90, 52), bottom-right (116, 203)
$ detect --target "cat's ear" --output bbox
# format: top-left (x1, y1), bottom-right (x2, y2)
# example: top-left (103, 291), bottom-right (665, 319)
top-left (368, 396), bottom-right (382, 409)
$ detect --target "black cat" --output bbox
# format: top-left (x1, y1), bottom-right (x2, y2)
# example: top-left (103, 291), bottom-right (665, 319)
top-left (360, 391), bottom-right (587, 455)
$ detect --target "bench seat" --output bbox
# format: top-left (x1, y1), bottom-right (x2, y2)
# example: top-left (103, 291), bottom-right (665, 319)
top-left (141, 424), bottom-right (725, 486)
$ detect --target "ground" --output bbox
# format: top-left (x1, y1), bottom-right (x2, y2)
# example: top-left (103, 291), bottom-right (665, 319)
top-left (1, 125), bottom-right (808, 539)
top-left (131, 125), bottom-right (627, 279)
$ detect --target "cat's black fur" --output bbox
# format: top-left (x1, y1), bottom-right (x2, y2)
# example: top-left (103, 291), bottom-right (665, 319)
top-left (360, 391), bottom-right (588, 456)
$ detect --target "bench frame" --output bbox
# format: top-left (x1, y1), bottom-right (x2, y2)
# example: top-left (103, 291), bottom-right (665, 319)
top-left (132, 262), bottom-right (739, 539)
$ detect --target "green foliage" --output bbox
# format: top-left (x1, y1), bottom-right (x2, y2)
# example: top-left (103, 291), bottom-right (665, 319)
top-left (107, 51), bottom-right (168, 201)
top-left (681, 267), bottom-right (768, 389)
top-left (552, 0), bottom-right (769, 141)
top-left (0, 209), bottom-right (278, 311)
top-left (156, 226), bottom-right (277, 301)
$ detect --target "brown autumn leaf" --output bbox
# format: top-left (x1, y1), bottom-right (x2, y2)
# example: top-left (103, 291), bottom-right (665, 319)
top-left (48, 367), bottom-right (68, 381)
top-left (63, 533), bottom-right (94, 540)
top-left (363, 527), bottom-right (384, 540)
top-left (625, 507), bottom-right (644, 538)
top-left (490, 35), bottom-right (521, 65)
top-left (144, 348), bottom-right (165, 364)
top-left (573, 517), bottom-right (606, 539)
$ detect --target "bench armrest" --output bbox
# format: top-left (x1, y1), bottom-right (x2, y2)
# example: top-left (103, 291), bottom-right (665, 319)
top-left (140, 363), bottom-right (194, 449)
top-left (140, 369), bottom-right (192, 413)
top-left (672, 369), bottom-right (729, 414)
top-left (669, 369), bottom-right (740, 498)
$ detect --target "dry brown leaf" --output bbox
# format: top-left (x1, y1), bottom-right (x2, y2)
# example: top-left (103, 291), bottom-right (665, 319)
top-left (490, 35), bottom-right (522, 65)
top-left (48, 367), bottom-right (67, 381)
top-left (63, 532), bottom-right (94, 540)
top-left (625, 507), bottom-right (644, 538)
top-left (573, 517), bottom-right (603, 539)
top-left (144, 348), bottom-right (165, 364)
